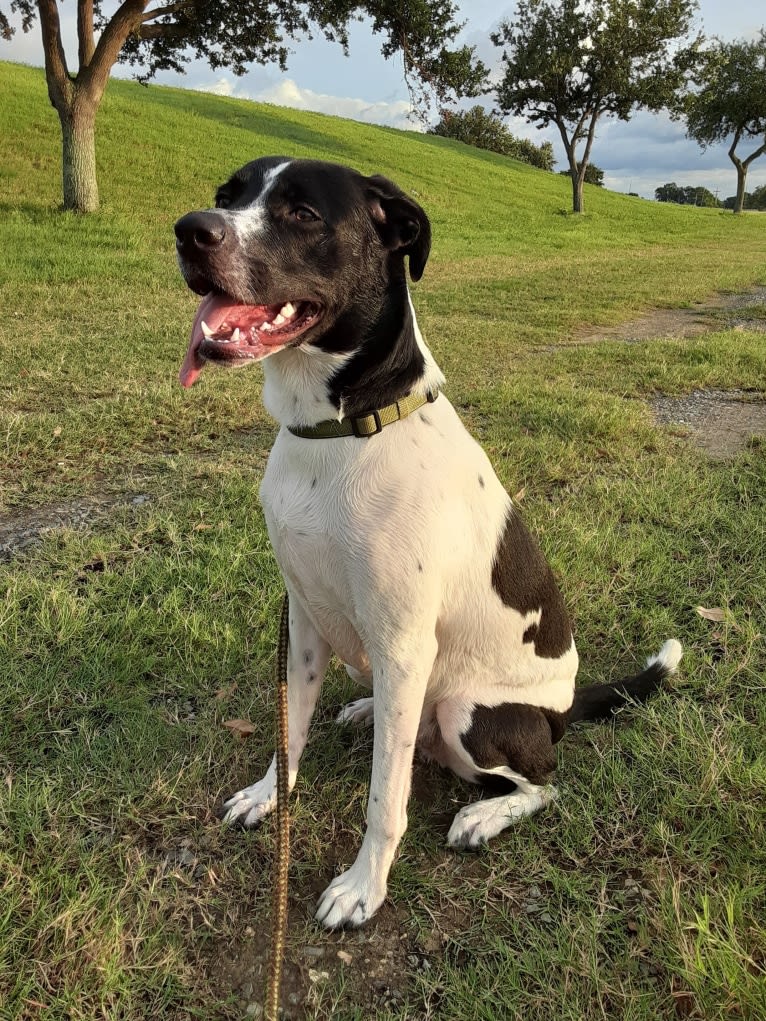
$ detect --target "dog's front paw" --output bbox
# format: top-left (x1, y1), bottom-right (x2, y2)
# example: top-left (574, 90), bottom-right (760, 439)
top-left (335, 697), bottom-right (374, 727)
top-left (314, 862), bottom-right (386, 929)
top-left (221, 775), bottom-right (276, 828)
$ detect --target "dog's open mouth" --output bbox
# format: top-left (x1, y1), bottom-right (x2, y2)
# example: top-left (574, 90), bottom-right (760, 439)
top-left (179, 292), bottom-right (323, 388)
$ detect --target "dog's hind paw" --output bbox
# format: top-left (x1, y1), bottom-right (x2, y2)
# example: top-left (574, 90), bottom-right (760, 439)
top-left (221, 774), bottom-right (276, 828)
top-left (336, 697), bottom-right (375, 727)
top-left (447, 786), bottom-right (557, 851)
top-left (315, 862), bottom-right (386, 929)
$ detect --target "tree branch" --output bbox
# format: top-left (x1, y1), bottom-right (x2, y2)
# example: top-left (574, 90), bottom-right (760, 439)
top-left (742, 139), bottom-right (766, 169)
top-left (37, 0), bottom-right (71, 103)
top-left (579, 102), bottom-right (602, 176)
top-left (77, 0), bottom-right (95, 67)
top-left (139, 1), bottom-right (194, 23)
top-left (728, 126), bottom-right (744, 169)
top-left (78, 0), bottom-right (147, 98)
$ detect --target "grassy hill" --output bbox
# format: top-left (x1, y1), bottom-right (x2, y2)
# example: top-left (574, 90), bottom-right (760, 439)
top-left (1, 60), bottom-right (765, 1021)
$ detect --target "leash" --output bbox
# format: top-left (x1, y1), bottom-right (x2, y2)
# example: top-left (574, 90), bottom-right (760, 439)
top-left (265, 592), bottom-right (290, 1021)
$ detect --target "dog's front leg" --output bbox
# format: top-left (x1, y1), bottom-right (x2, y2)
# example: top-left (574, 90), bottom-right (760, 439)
top-left (315, 634), bottom-right (437, 929)
top-left (222, 592), bottom-right (331, 827)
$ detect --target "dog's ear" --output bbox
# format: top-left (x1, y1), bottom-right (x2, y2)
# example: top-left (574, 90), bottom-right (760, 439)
top-left (365, 175), bottom-right (431, 282)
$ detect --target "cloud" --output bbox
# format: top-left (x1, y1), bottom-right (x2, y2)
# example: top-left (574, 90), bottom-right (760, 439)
top-left (591, 110), bottom-right (766, 198)
top-left (196, 75), bottom-right (419, 131)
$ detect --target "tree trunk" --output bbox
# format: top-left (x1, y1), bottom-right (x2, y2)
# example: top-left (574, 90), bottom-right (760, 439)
top-left (571, 170), bottom-right (584, 214)
top-left (58, 92), bottom-right (99, 213)
top-left (733, 164), bottom-right (747, 214)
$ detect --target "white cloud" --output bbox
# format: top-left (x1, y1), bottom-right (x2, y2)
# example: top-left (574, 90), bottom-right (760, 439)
top-left (196, 75), bottom-right (420, 131)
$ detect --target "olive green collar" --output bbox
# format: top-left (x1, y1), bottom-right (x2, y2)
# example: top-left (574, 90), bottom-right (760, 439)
top-left (288, 385), bottom-right (441, 439)
top-left (287, 390), bottom-right (439, 439)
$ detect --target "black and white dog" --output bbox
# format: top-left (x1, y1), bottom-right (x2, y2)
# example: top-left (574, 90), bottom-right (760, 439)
top-left (175, 157), bottom-right (681, 930)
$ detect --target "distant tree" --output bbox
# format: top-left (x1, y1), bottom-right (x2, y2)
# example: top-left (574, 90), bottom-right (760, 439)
top-left (722, 189), bottom-right (766, 210)
top-left (655, 182), bottom-right (721, 205)
top-left (656, 182), bottom-right (685, 203)
top-left (0, 1), bottom-right (486, 213)
top-left (684, 32), bottom-right (766, 213)
top-left (559, 163), bottom-right (604, 186)
top-left (429, 105), bottom-right (555, 170)
top-left (492, 0), bottom-right (702, 214)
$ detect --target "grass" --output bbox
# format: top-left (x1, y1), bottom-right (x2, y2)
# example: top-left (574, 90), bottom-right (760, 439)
top-left (1, 59), bottom-right (765, 1020)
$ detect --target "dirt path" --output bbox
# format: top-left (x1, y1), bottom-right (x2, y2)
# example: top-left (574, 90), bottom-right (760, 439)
top-left (577, 285), bottom-right (766, 344)
top-left (572, 285), bottom-right (766, 459)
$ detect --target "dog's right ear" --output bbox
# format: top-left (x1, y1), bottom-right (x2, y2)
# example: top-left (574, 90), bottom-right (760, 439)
top-left (365, 175), bottom-right (431, 282)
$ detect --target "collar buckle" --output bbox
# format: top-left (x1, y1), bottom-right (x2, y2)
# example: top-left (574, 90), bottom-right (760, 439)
top-left (351, 408), bottom-right (383, 437)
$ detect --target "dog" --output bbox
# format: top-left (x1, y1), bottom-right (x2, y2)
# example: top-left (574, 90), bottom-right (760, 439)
top-left (174, 157), bottom-right (682, 930)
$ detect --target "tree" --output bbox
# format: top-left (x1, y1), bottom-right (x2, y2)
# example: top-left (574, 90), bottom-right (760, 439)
top-left (0, 2), bottom-right (486, 213)
top-left (655, 182), bottom-right (721, 205)
top-left (428, 105), bottom-right (555, 170)
top-left (683, 32), bottom-right (766, 214)
top-left (492, 0), bottom-right (701, 213)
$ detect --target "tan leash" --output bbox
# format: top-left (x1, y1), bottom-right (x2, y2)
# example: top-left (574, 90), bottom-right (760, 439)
top-left (265, 592), bottom-right (291, 1021)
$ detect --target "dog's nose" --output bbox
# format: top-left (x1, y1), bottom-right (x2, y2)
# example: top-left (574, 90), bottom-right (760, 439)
top-left (174, 211), bottom-right (227, 251)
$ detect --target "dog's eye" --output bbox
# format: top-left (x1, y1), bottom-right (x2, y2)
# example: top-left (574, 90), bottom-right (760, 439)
top-left (291, 206), bottom-right (319, 223)
top-left (215, 194), bottom-right (231, 209)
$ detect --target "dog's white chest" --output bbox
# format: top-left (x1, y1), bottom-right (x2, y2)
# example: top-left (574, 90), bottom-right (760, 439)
top-left (259, 433), bottom-right (369, 666)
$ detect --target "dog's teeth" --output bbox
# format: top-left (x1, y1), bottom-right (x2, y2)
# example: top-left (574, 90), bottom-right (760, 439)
top-left (280, 303), bottom-right (296, 318)
top-left (273, 314), bottom-right (286, 326)
top-left (231, 328), bottom-right (241, 342)
top-left (200, 320), bottom-right (214, 338)
top-left (261, 322), bottom-right (274, 332)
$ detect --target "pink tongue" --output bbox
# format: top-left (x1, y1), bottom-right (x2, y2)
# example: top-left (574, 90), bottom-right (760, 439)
top-left (178, 294), bottom-right (291, 388)
top-left (179, 293), bottom-right (222, 388)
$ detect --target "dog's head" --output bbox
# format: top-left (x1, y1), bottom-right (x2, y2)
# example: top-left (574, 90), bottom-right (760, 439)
top-left (175, 157), bottom-right (430, 387)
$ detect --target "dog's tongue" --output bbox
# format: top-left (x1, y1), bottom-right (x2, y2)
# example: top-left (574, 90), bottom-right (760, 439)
top-left (179, 293), bottom-right (221, 388)
top-left (178, 293), bottom-right (288, 388)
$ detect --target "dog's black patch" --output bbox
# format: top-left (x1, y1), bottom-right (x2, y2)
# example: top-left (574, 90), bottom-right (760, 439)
top-left (462, 703), bottom-right (567, 786)
top-left (326, 285), bottom-right (426, 415)
top-left (491, 508), bottom-right (572, 658)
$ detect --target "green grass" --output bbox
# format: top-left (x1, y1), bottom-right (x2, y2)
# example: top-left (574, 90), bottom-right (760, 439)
top-left (1, 59), bottom-right (765, 1020)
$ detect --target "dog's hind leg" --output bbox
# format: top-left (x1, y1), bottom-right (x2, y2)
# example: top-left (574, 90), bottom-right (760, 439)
top-left (446, 782), bottom-right (558, 849)
top-left (336, 664), bottom-right (375, 725)
top-left (221, 592), bottom-right (331, 828)
top-left (435, 697), bottom-right (562, 851)
top-left (336, 697), bottom-right (375, 726)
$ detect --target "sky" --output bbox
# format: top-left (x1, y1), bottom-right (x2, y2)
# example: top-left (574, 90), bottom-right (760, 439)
top-left (2, 0), bottom-right (765, 200)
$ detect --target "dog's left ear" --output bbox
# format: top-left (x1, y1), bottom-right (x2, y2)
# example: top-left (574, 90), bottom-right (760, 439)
top-left (365, 175), bottom-right (431, 282)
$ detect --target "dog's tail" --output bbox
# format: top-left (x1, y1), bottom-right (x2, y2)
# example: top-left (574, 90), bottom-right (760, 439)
top-left (568, 639), bottom-right (683, 724)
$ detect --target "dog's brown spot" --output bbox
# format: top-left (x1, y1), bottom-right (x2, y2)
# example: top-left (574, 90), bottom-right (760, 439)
top-left (492, 508), bottom-right (571, 659)
top-left (462, 703), bottom-right (568, 785)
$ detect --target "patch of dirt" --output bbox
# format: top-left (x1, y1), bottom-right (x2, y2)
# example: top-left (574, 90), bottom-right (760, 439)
top-left (577, 285), bottom-right (766, 345)
top-left (651, 389), bottom-right (766, 459)
top-left (209, 892), bottom-right (420, 1019)
top-left (0, 493), bottom-right (151, 560)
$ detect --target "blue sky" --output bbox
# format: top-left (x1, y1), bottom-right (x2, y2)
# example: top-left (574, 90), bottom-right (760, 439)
top-left (3, 1), bottom-right (765, 200)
